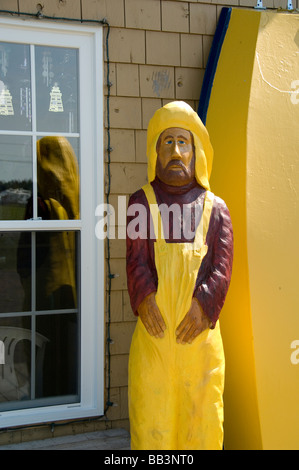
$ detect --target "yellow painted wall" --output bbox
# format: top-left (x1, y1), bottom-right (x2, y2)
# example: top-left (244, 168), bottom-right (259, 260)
top-left (206, 8), bottom-right (299, 449)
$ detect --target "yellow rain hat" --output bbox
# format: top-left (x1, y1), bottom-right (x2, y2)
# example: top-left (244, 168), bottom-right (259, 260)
top-left (146, 101), bottom-right (213, 190)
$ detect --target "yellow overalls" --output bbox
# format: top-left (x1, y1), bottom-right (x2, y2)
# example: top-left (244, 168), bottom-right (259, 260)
top-left (128, 183), bottom-right (225, 450)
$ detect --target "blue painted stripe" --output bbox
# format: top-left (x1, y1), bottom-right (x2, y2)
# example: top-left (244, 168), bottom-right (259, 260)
top-left (197, 7), bottom-right (232, 124)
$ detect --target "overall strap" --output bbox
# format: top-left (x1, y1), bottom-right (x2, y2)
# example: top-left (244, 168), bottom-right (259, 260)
top-left (193, 191), bottom-right (214, 252)
top-left (142, 183), bottom-right (165, 242)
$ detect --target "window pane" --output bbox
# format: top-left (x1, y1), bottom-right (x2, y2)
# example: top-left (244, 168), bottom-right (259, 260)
top-left (0, 135), bottom-right (32, 221)
top-left (36, 312), bottom-right (79, 398)
top-left (0, 232), bottom-right (31, 313)
top-left (0, 313), bottom-right (79, 406)
top-left (0, 42), bottom-right (32, 131)
top-left (0, 228), bottom-right (80, 407)
top-left (0, 231), bottom-right (79, 315)
top-left (36, 136), bottom-right (80, 221)
top-left (0, 317), bottom-right (32, 403)
top-left (35, 46), bottom-right (79, 133)
top-left (35, 231), bottom-right (79, 311)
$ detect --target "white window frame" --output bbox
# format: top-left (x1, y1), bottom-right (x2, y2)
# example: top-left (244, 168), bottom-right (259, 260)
top-left (0, 17), bottom-right (104, 428)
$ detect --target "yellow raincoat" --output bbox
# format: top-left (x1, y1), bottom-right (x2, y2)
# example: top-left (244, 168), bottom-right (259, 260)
top-left (128, 102), bottom-right (225, 450)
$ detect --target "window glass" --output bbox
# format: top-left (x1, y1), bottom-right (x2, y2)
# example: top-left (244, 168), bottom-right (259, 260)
top-left (0, 42), bottom-right (31, 131)
top-left (36, 312), bottom-right (79, 399)
top-left (0, 231), bottom-right (31, 313)
top-left (0, 231), bottom-right (80, 407)
top-left (0, 19), bottom-right (103, 422)
top-left (0, 135), bottom-right (32, 221)
top-left (35, 46), bottom-right (79, 133)
top-left (0, 37), bottom-right (82, 412)
top-left (36, 136), bottom-right (80, 221)
top-left (35, 231), bottom-right (78, 311)
top-left (0, 313), bottom-right (79, 404)
top-left (0, 316), bottom-right (32, 403)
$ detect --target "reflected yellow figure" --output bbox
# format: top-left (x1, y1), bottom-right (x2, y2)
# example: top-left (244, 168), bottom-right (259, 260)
top-left (36, 136), bottom-right (79, 310)
top-left (15, 136), bottom-right (80, 398)
top-left (37, 136), bottom-right (79, 221)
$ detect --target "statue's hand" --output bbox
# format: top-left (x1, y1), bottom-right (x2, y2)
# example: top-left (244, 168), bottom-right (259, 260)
top-left (176, 298), bottom-right (210, 345)
top-left (137, 292), bottom-right (166, 338)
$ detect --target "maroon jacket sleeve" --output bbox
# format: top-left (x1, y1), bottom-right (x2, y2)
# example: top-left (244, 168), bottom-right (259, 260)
top-left (126, 189), bottom-right (158, 315)
top-left (193, 196), bottom-right (234, 328)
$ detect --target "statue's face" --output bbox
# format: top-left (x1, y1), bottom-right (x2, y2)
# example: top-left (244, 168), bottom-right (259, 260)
top-left (156, 127), bottom-right (195, 186)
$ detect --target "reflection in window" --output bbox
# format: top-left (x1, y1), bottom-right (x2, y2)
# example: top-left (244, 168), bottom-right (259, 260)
top-left (0, 313), bottom-right (79, 403)
top-left (35, 46), bottom-right (79, 133)
top-left (0, 317), bottom-right (32, 403)
top-left (36, 136), bottom-right (80, 221)
top-left (0, 232), bottom-right (31, 314)
top-left (0, 231), bottom-right (79, 405)
top-left (0, 229), bottom-right (79, 314)
top-left (0, 43), bottom-right (31, 131)
top-left (35, 231), bottom-right (78, 311)
top-left (0, 135), bottom-right (32, 221)
top-left (15, 231), bottom-right (79, 312)
top-left (0, 39), bottom-right (82, 411)
top-left (0, 136), bottom-right (80, 222)
top-left (36, 313), bottom-right (79, 398)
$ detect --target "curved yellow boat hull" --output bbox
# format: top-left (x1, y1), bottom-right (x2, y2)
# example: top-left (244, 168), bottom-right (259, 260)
top-left (200, 8), bottom-right (299, 450)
